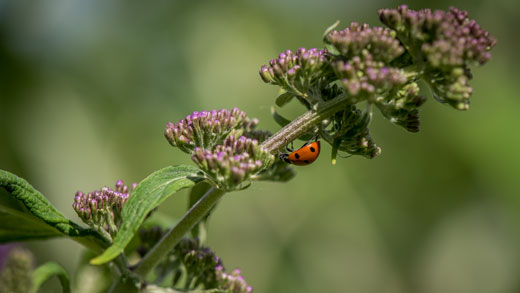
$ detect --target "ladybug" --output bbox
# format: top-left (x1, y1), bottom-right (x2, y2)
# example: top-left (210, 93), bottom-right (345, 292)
top-left (280, 140), bottom-right (321, 166)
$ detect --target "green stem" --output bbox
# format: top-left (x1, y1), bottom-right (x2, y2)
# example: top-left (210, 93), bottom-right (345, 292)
top-left (108, 255), bottom-right (142, 293)
top-left (31, 262), bottom-right (71, 293)
top-left (133, 187), bottom-right (226, 278)
top-left (261, 94), bottom-right (352, 152)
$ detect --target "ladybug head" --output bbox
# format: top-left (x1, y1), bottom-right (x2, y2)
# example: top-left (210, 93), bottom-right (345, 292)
top-left (279, 153), bottom-right (292, 164)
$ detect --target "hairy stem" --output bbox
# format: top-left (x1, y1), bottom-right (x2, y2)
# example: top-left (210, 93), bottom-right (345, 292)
top-left (134, 187), bottom-right (226, 278)
top-left (261, 94), bottom-right (352, 152)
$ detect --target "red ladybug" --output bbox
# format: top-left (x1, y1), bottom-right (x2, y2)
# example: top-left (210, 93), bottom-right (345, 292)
top-left (280, 140), bottom-right (321, 166)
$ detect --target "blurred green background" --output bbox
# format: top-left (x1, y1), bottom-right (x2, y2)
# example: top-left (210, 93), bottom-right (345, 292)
top-left (1, 0), bottom-right (519, 292)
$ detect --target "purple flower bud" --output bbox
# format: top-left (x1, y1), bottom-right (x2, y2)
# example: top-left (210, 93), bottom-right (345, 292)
top-left (73, 179), bottom-right (135, 233)
top-left (90, 199), bottom-right (98, 213)
top-left (165, 108), bottom-right (260, 154)
top-left (115, 180), bottom-right (123, 190)
top-left (326, 22), bottom-right (403, 63)
top-left (260, 47), bottom-right (329, 96)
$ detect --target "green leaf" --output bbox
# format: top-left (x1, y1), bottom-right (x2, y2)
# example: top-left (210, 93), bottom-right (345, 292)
top-left (188, 181), bottom-right (212, 209)
top-left (271, 107), bottom-right (315, 142)
top-left (322, 20), bottom-right (340, 41)
top-left (0, 205), bottom-right (62, 242)
top-left (275, 91), bottom-right (295, 107)
top-left (31, 262), bottom-right (71, 293)
top-left (0, 169), bottom-right (106, 252)
top-left (188, 181), bottom-right (213, 241)
top-left (90, 165), bottom-right (205, 265)
top-left (271, 106), bottom-right (291, 128)
top-left (331, 138), bottom-right (341, 166)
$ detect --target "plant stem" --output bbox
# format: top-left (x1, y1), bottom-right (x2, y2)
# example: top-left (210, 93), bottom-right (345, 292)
top-left (134, 187), bottom-right (226, 278)
top-left (260, 94), bottom-right (352, 153)
top-left (108, 255), bottom-right (140, 293)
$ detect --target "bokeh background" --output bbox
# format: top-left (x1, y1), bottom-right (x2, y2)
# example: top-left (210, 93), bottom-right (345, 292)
top-left (1, 0), bottom-right (519, 292)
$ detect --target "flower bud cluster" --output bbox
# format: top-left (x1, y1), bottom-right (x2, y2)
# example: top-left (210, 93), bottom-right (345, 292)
top-left (326, 105), bottom-right (381, 158)
top-left (376, 82), bottom-right (426, 132)
top-left (136, 226), bottom-right (164, 257)
top-left (174, 238), bottom-right (222, 289)
top-left (379, 5), bottom-right (496, 110)
top-left (191, 135), bottom-right (274, 191)
top-left (162, 237), bottom-right (253, 291)
top-left (260, 48), bottom-right (330, 97)
top-left (334, 54), bottom-right (407, 101)
top-left (0, 246), bottom-right (34, 293)
top-left (72, 180), bottom-right (136, 236)
top-left (215, 266), bottom-right (253, 293)
top-left (379, 5), bottom-right (496, 67)
top-left (259, 6), bottom-right (495, 162)
top-left (166, 108), bottom-right (291, 189)
top-left (427, 66), bottom-right (474, 110)
top-left (325, 22), bottom-right (404, 63)
top-left (165, 108), bottom-right (258, 154)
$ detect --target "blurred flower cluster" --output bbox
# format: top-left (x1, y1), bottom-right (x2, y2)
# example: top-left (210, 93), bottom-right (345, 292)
top-left (379, 5), bottom-right (496, 109)
top-left (326, 22), bottom-right (403, 63)
top-left (73, 180), bottom-right (136, 239)
top-left (215, 266), bottom-right (253, 293)
top-left (0, 245), bottom-right (33, 293)
top-left (166, 108), bottom-right (292, 191)
top-left (260, 5), bottom-right (495, 160)
top-left (138, 228), bottom-right (252, 292)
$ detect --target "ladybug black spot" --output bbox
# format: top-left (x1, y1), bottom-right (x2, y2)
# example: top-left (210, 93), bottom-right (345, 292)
top-left (295, 153), bottom-right (300, 159)
top-left (310, 147), bottom-right (315, 152)
top-left (304, 160), bottom-right (310, 164)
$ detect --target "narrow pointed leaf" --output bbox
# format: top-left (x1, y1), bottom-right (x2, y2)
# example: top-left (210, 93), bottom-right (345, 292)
top-left (271, 106), bottom-right (291, 128)
top-left (275, 92), bottom-right (295, 107)
top-left (331, 138), bottom-right (341, 165)
top-left (322, 20), bottom-right (341, 41)
top-left (90, 165), bottom-right (205, 265)
top-left (0, 170), bottom-right (106, 251)
top-left (32, 262), bottom-right (71, 293)
top-left (271, 107), bottom-right (315, 141)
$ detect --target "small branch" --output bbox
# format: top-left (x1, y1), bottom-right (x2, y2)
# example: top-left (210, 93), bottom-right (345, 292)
top-left (134, 187), bottom-right (226, 278)
top-left (261, 94), bottom-right (352, 152)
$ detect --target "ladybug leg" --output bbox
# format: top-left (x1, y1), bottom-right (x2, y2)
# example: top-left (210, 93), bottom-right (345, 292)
top-left (283, 137), bottom-right (294, 152)
top-left (298, 132), bottom-right (320, 149)
top-left (299, 141), bottom-right (309, 148)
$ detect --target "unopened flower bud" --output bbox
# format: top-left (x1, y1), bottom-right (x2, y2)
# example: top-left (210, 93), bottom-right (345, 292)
top-left (260, 48), bottom-right (330, 101)
top-left (378, 5), bottom-right (496, 110)
top-left (325, 22), bottom-right (404, 63)
top-left (72, 179), bottom-right (137, 236)
top-left (190, 135), bottom-right (274, 191)
top-left (165, 108), bottom-right (260, 154)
